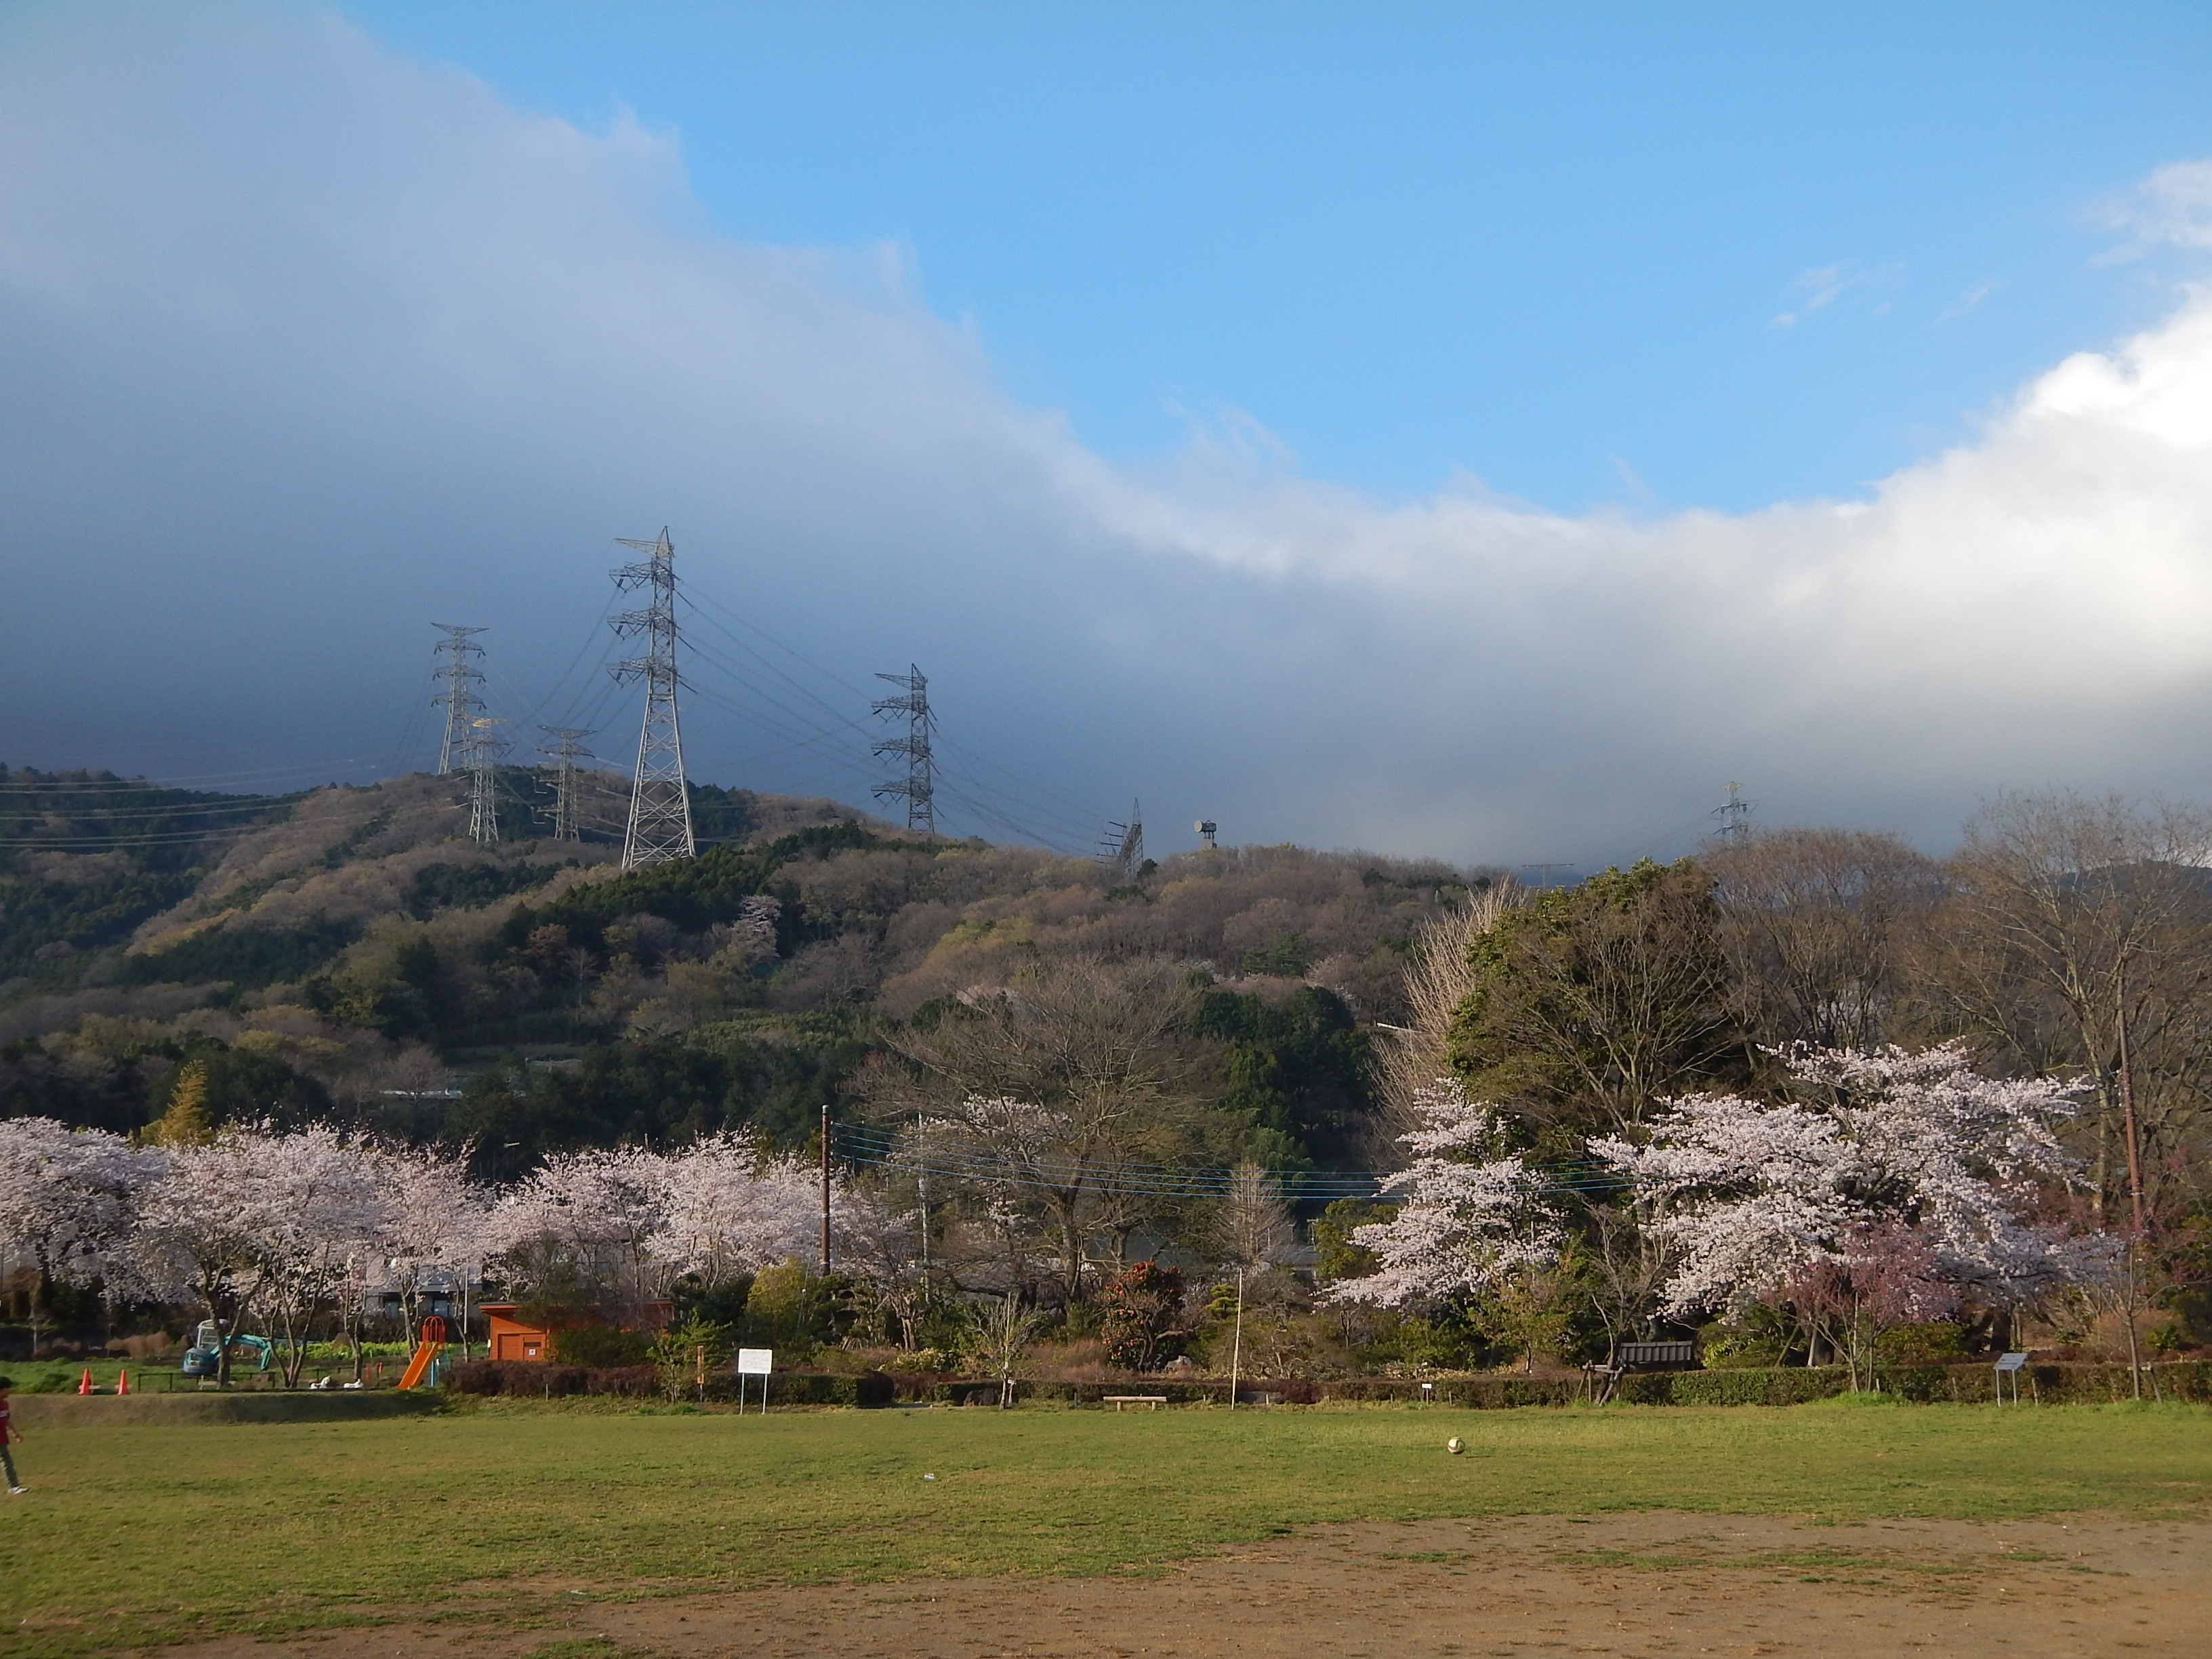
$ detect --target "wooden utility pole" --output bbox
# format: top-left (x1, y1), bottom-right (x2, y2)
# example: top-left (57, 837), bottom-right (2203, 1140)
top-left (2116, 992), bottom-right (2148, 1238)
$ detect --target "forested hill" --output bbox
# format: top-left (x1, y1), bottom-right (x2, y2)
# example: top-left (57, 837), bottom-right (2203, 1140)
top-left (0, 763), bottom-right (1492, 1179)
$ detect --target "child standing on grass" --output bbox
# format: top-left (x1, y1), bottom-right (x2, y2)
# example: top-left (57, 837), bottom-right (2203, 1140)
top-left (0, 1378), bottom-right (22, 1494)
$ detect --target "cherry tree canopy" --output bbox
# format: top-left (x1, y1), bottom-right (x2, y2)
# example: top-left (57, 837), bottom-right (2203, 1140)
top-left (1594, 1042), bottom-right (2106, 1318)
top-left (1326, 1079), bottom-right (1565, 1307)
top-left (0, 1117), bottom-right (153, 1304)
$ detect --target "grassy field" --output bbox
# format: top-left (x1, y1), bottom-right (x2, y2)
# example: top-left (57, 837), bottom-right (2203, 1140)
top-left (5, 1399), bottom-right (2209, 1658)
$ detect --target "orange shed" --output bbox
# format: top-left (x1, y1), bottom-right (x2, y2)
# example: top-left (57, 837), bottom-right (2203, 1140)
top-left (480, 1302), bottom-right (672, 1361)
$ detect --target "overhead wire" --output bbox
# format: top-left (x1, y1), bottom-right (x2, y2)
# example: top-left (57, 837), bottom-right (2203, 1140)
top-left (831, 1123), bottom-right (1632, 1202)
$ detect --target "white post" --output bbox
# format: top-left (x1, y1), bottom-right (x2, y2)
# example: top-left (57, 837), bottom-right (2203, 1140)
top-left (1228, 1267), bottom-right (1244, 1411)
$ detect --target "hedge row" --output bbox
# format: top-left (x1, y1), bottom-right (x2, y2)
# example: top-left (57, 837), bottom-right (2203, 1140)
top-left (445, 1360), bottom-right (896, 1406)
top-left (447, 1359), bottom-right (2212, 1408)
top-left (876, 1361), bottom-right (2212, 1408)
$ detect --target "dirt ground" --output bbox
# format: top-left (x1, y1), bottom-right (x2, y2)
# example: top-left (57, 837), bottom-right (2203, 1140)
top-left (176, 1511), bottom-right (2209, 1659)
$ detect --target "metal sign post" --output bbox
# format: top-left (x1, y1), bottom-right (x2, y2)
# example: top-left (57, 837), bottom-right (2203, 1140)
top-left (736, 1347), bottom-right (773, 1414)
top-left (1993, 1351), bottom-right (2028, 1406)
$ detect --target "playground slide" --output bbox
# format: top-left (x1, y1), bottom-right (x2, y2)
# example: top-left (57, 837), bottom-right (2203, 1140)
top-left (396, 1315), bottom-right (449, 1390)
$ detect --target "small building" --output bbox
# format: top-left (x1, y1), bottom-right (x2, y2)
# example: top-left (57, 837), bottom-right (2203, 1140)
top-left (480, 1302), bottom-right (673, 1361)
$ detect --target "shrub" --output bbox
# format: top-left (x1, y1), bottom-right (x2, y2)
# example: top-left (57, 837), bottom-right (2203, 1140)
top-left (650, 1315), bottom-right (733, 1403)
top-left (1100, 1261), bottom-right (1187, 1370)
top-left (550, 1325), bottom-right (653, 1368)
top-left (1875, 1321), bottom-right (1967, 1364)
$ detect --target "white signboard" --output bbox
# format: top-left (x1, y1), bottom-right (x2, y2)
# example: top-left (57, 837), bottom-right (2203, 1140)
top-left (737, 1348), bottom-right (773, 1376)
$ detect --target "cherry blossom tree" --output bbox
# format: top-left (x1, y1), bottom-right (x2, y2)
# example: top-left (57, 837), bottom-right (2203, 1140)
top-left (367, 1141), bottom-right (493, 1351)
top-left (827, 1179), bottom-right (926, 1347)
top-left (656, 1132), bottom-right (820, 1290)
top-left (1595, 1042), bottom-right (2108, 1357)
top-left (131, 1136), bottom-right (274, 1377)
top-left (1784, 1218), bottom-right (1957, 1389)
top-left (1325, 1079), bottom-right (1565, 1307)
top-left (491, 1134), bottom-right (873, 1322)
top-left (131, 1123), bottom-right (392, 1383)
top-left (235, 1126), bottom-right (390, 1386)
top-left (489, 1145), bottom-right (668, 1316)
top-left (0, 1118), bottom-right (155, 1352)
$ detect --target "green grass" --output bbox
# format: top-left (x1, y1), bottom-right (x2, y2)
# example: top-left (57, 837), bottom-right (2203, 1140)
top-left (5, 1401), bottom-right (2210, 1658)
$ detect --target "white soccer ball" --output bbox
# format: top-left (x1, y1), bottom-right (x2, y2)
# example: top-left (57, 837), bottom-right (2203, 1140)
top-left (1446, 1437), bottom-right (1465, 1455)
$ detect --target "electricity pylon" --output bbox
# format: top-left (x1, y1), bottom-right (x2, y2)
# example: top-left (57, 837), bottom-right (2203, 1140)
top-left (610, 528), bottom-right (695, 869)
top-left (871, 665), bottom-right (936, 834)
top-left (1714, 781), bottom-right (1755, 840)
top-left (1099, 799), bottom-right (1144, 881)
top-left (466, 717), bottom-right (511, 844)
top-left (538, 726), bottom-right (595, 842)
top-left (430, 625), bottom-right (487, 775)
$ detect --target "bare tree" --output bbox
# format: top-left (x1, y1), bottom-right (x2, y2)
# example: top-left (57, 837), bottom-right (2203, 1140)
top-left (1372, 884), bottom-right (1521, 1145)
top-left (1706, 828), bottom-right (1944, 1050)
top-left (1931, 792), bottom-right (2212, 1229)
top-left (857, 956), bottom-right (1206, 1303)
top-left (1216, 1162), bottom-right (1295, 1273)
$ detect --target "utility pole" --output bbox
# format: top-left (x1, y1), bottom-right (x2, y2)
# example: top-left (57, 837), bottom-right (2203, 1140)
top-left (1713, 781), bottom-right (1755, 840)
top-left (1099, 799), bottom-right (1144, 881)
top-left (609, 529), bottom-right (695, 869)
top-left (430, 625), bottom-right (488, 775)
top-left (537, 726), bottom-right (594, 842)
top-left (1228, 1266), bottom-right (1244, 1412)
top-left (466, 717), bottom-right (510, 844)
top-left (870, 664), bottom-right (936, 833)
top-left (819, 1103), bottom-right (832, 1277)
top-left (2116, 984), bottom-right (2148, 1238)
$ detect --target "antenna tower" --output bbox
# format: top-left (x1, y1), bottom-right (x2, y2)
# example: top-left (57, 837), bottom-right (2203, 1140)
top-left (538, 726), bottom-right (596, 842)
top-left (430, 625), bottom-right (487, 774)
top-left (609, 528), bottom-right (695, 869)
top-left (1713, 781), bottom-right (1755, 841)
top-left (1099, 798), bottom-right (1145, 881)
top-left (1194, 818), bottom-right (1218, 850)
top-left (466, 717), bottom-right (510, 844)
top-left (870, 665), bottom-right (936, 834)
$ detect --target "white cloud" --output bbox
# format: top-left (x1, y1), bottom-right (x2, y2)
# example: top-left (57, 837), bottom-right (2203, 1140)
top-left (2100, 158), bottom-right (2212, 254)
top-left (1935, 277), bottom-right (2001, 323)
top-left (5, 3), bottom-right (2212, 865)
top-left (1767, 261), bottom-right (1903, 329)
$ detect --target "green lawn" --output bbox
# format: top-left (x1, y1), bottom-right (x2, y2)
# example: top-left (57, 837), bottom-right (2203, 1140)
top-left (6, 1400), bottom-right (2210, 1658)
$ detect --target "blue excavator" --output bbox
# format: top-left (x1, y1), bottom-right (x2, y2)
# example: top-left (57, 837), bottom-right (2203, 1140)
top-left (180, 1320), bottom-right (274, 1380)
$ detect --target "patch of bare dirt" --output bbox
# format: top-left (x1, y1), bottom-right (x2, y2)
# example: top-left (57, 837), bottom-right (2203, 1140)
top-left (165, 1511), bottom-right (2210, 1659)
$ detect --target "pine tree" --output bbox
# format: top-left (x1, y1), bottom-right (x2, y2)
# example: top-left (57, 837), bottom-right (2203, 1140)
top-left (144, 1060), bottom-right (216, 1147)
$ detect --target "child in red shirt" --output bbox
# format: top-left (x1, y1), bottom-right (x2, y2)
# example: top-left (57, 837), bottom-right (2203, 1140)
top-left (0, 1378), bottom-right (22, 1493)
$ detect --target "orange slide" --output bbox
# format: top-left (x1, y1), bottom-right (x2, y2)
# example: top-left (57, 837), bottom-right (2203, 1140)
top-left (396, 1315), bottom-right (449, 1390)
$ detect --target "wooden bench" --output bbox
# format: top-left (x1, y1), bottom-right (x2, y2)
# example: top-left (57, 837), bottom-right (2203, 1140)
top-left (1102, 1394), bottom-right (1168, 1411)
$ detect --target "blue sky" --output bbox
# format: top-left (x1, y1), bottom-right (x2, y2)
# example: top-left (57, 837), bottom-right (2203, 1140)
top-left (8, 2), bottom-right (2212, 865)
top-left (338, 3), bottom-right (2212, 510)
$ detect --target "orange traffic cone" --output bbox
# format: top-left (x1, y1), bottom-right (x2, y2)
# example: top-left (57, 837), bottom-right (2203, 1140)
top-left (116, 1368), bottom-right (130, 1396)
top-left (77, 1367), bottom-right (94, 1395)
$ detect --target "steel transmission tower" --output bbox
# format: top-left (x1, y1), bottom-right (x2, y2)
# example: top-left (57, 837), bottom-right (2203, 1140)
top-left (1099, 799), bottom-right (1145, 880)
top-left (430, 625), bottom-right (488, 774)
top-left (609, 529), bottom-right (695, 869)
top-left (465, 717), bottom-right (511, 844)
top-left (870, 665), bottom-right (937, 833)
top-left (538, 726), bottom-right (596, 842)
top-left (1713, 781), bottom-right (1755, 841)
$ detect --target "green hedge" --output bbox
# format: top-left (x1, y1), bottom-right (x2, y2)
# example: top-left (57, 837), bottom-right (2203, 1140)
top-left (877, 1363), bottom-right (2212, 1408)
